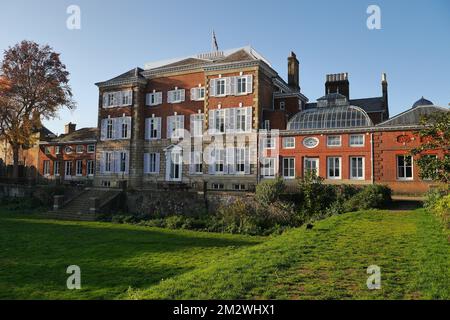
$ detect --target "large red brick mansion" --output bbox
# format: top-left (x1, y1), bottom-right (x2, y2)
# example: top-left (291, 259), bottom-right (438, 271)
top-left (37, 46), bottom-right (448, 194)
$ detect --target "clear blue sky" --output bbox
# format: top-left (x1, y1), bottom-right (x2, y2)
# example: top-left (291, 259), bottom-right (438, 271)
top-left (1, 0), bottom-right (449, 134)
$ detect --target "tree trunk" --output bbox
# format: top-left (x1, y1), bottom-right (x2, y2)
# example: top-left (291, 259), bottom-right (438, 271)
top-left (12, 144), bottom-right (19, 180)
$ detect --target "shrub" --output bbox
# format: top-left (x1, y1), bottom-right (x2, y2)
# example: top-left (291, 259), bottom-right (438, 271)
top-left (433, 195), bottom-right (450, 227)
top-left (296, 172), bottom-right (337, 217)
top-left (255, 177), bottom-right (285, 206)
top-left (343, 184), bottom-right (392, 212)
top-left (424, 188), bottom-right (445, 211)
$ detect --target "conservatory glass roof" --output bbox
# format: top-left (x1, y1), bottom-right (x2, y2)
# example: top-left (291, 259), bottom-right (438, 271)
top-left (287, 105), bottom-right (373, 130)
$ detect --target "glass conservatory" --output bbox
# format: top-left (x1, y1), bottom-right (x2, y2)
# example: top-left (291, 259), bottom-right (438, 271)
top-left (287, 105), bottom-right (373, 130)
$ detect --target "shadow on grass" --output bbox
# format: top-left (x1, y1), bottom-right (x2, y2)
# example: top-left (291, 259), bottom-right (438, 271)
top-left (0, 214), bottom-right (262, 299)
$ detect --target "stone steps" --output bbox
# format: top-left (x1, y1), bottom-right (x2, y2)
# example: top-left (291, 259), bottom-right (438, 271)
top-left (44, 188), bottom-right (122, 221)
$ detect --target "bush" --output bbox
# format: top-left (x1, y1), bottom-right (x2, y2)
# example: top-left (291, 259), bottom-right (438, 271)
top-left (433, 195), bottom-right (450, 227)
top-left (296, 173), bottom-right (337, 218)
top-left (255, 178), bottom-right (285, 206)
top-left (343, 184), bottom-right (392, 212)
top-left (424, 189), bottom-right (445, 211)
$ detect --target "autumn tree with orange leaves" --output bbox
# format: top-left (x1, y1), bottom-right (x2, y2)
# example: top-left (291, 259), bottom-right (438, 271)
top-left (0, 41), bottom-right (75, 179)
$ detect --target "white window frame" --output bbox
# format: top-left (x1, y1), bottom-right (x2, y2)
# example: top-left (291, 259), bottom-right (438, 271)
top-left (106, 119), bottom-right (114, 139)
top-left (167, 89), bottom-right (185, 104)
top-left (283, 137), bottom-right (295, 149)
top-left (167, 115), bottom-right (184, 139)
top-left (87, 160), bottom-right (95, 176)
top-left (327, 135), bottom-right (342, 147)
top-left (87, 144), bottom-right (95, 153)
top-left (263, 137), bottom-right (276, 150)
top-left (304, 157), bottom-right (319, 176)
top-left (191, 114), bottom-right (204, 137)
top-left (64, 161), bottom-right (73, 177)
top-left (76, 160), bottom-right (83, 176)
top-left (397, 155), bottom-right (413, 181)
top-left (349, 134), bottom-right (365, 147)
top-left (146, 92), bottom-right (162, 106)
top-left (282, 157), bottom-right (295, 179)
top-left (45, 147), bottom-right (51, 155)
top-left (105, 152), bottom-right (113, 173)
top-left (190, 87), bottom-right (205, 101)
top-left (54, 161), bottom-right (60, 176)
top-left (43, 160), bottom-right (50, 176)
top-left (261, 157), bottom-right (276, 178)
top-left (327, 157), bottom-right (342, 179)
top-left (215, 78), bottom-right (226, 96)
top-left (350, 156), bottom-right (365, 180)
top-left (236, 76), bottom-right (247, 95)
top-left (76, 145), bottom-right (84, 154)
top-left (55, 146), bottom-right (61, 155)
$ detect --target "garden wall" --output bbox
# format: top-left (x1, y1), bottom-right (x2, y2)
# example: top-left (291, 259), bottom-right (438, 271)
top-left (125, 190), bottom-right (252, 216)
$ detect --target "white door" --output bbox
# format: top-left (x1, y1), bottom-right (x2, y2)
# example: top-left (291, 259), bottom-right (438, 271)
top-left (304, 158), bottom-right (319, 176)
top-left (64, 161), bottom-right (73, 180)
top-left (166, 149), bottom-right (182, 181)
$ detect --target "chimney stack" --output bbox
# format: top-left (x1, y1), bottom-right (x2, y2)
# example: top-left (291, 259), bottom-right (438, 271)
top-left (325, 72), bottom-right (350, 99)
top-left (381, 73), bottom-right (389, 120)
top-left (288, 52), bottom-right (300, 91)
top-left (64, 122), bottom-right (76, 135)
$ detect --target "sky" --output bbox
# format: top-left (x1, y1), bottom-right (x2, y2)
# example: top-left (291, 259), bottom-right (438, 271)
top-left (0, 0), bottom-right (449, 135)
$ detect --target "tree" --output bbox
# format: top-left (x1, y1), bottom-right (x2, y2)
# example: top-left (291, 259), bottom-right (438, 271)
top-left (411, 111), bottom-right (450, 184)
top-left (0, 41), bottom-right (75, 179)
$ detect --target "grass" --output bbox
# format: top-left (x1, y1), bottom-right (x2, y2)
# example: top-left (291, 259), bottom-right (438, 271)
top-left (0, 208), bottom-right (448, 300)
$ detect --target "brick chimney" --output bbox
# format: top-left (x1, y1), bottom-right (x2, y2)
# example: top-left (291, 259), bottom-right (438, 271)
top-left (288, 52), bottom-right (300, 91)
top-left (64, 122), bottom-right (76, 135)
top-left (325, 73), bottom-right (349, 99)
top-left (381, 72), bottom-right (389, 120)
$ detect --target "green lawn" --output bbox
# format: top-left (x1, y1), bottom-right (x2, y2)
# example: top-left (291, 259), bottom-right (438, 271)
top-left (0, 209), bottom-right (448, 300)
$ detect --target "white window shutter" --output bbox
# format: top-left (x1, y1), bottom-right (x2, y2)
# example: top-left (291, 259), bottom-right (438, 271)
top-left (144, 153), bottom-right (149, 173)
top-left (155, 153), bottom-right (160, 173)
top-left (167, 91), bottom-right (172, 104)
top-left (246, 75), bottom-right (253, 93)
top-left (209, 79), bottom-right (216, 97)
top-left (189, 152), bottom-right (195, 174)
top-left (144, 118), bottom-right (150, 140)
top-left (179, 115), bottom-right (185, 138)
top-left (227, 147), bottom-right (235, 175)
top-left (116, 92), bottom-right (122, 106)
top-left (191, 88), bottom-right (197, 101)
top-left (157, 92), bottom-right (162, 105)
top-left (167, 116), bottom-right (173, 139)
top-left (100, 152), bottom-right (105, 173)
top-left (156, 117), bottom-right (161, 139)
top-left (225, 77), bottom-right (232, 95)
top-left (230, 76), bottom-right (237, 95)
top-left (100, 119), bottom-right (106, 141)
top-left (245, 107), bottom-right (252, 132)
top-left (208, 149), bottom-right (215, 174)
top-left (124, 152), bottom-right (130, 174)
top-left (244, 148), bottom-right (250, 174)
top-left (102, 93), bottom-right (108, 108)
top-left (128, 91), bottom-right (133, 105)
top-left (126, 117), bottom-right (132, 139)
top-left (208, 110), bottom-right (215, 134)
top-left (145, 94), bottom-right (150, 106)
top-left (180, 89), bottom-right (185, 102)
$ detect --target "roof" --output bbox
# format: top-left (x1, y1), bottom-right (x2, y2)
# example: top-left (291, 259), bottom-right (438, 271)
top-left (287, 105), bottom-right (373, 130)
top-left (377, 105), bottom-right (449, 127)
top-left (412, 97), bottom-right (434, 108)
top-left (48, 127), bottom-right (98, 143)
top-left (144, 46), bottom-right (272, 71)
top-left (95, 67), bottom-right (146, 87)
